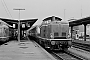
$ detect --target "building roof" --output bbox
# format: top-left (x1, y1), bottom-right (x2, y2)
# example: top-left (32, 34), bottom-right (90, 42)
top-left (0, 18), bottom-right (38, 29)
top-left (69, 17), bottom-right (90, 26)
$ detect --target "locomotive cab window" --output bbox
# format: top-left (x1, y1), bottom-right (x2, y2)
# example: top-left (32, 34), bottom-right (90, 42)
top-left (54, 32), bottom-right (59, 37)
top-left (62, 32), bottom-right (66, 36)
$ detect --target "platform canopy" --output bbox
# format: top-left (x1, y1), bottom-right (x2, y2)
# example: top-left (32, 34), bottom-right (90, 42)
top-left (20, 19), bottom-right (38, 30)
top-left (69, 17), bottom-right (90, 26)
top-left (0, 18), bottom-right (38, 30)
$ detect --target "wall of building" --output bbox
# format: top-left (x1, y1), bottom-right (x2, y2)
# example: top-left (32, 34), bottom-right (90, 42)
top-left (79, 24), bottom-right (90, 37)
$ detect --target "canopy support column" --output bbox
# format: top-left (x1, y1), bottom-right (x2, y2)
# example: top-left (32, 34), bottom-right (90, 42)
top-left (84, 24), bottom-right (87, 41)
top-left (71, 26), bottom-right (73, 39)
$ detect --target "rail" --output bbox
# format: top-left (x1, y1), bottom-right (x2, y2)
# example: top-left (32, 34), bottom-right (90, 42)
top-left (72, 42), bottom-right (90, 52)
top-left (51, 50), bottom-right (86, 60)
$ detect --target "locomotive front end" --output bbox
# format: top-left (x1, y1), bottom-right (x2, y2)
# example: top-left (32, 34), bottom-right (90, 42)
top-left (49, 21), bottom-right (72, 50)
top-left (39, 16), bottom-right (72, 51)
top-left (50, 38), bottom-right (72, 50)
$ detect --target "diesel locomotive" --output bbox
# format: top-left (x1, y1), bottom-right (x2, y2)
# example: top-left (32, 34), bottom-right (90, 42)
top-left (28, 16), bottom-right (72, 50)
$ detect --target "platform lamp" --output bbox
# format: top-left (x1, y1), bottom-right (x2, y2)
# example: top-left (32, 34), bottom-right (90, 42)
top-left (13, 8), bottom-right (25, 43)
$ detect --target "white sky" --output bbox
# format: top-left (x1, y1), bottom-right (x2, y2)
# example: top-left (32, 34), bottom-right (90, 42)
top-left (0, 0), bottom-right (90, 26)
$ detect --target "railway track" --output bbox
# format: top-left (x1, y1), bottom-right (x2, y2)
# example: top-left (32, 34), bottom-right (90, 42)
top-left (72, 42), bottom-right (90, 52)
top-left (51, 50), bottom-right (86, 60)
top-left (33, 40), bottom-right (85, 60)
top-left (33, 38), bottom-right (88, 60)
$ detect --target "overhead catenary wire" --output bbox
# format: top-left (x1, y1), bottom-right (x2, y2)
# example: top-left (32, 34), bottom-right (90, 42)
top-left (2, 0), bottom-right (13, 18)
top-left (1, 0), bottom-right (10, 17)
top-left (1, 0), bottom-right (13, 18)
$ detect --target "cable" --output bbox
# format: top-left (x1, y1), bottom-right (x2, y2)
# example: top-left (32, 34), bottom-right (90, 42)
top-left (1, 0), bottom-right (10, 17)
top-left (3, 0), bottom-right (13, 18)
top-left (2, 0), bottom-right (13, 18)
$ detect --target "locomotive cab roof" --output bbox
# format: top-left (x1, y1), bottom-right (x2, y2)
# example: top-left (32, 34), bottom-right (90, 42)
top-left (43, 16), bottom-right (62, 21)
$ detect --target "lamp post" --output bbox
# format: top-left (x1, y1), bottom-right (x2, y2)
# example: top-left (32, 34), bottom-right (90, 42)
top-left (13, 9), bottom-right (25, 43)
top-left (64, 9), bottom-right (66, 20)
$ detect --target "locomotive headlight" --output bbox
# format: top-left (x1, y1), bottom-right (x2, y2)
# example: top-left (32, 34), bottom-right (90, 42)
top-left (51, 41), bottom-right (55, 45)
top-left (68, 41), bottom-right (72, 46)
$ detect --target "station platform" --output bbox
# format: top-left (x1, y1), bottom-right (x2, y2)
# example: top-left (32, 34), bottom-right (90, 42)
top-left (0, 40), bottom-right (56, 60)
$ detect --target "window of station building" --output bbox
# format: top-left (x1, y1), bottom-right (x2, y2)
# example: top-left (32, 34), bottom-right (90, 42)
top-left (13, 24), bottom-right (15, 28)
top-left (22, 24), bottom-right (25, 28)
top-left (26, 23), bottom-right (30, 27)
